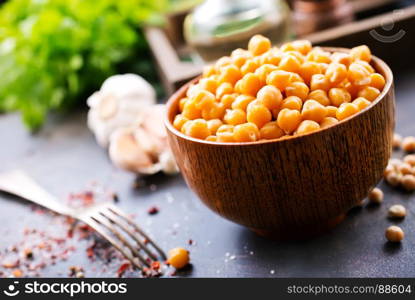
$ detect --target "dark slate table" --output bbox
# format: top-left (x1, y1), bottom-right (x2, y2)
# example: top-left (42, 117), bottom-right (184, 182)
top-left (0, 69), bottom-right (414, 278)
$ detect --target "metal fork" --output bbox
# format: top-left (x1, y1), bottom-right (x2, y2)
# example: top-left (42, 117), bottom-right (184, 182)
top-left (0, 170), bottom-right (166, 271)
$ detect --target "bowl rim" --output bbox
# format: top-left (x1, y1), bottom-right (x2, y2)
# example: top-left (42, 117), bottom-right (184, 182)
top-left (165, 47), bottom-right (394, 146)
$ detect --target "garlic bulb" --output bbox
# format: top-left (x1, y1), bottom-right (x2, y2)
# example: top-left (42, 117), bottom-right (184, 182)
top-left (108, 105), bottom-right (179, 175)
top-left (87, 74), bottom-right (156, 147)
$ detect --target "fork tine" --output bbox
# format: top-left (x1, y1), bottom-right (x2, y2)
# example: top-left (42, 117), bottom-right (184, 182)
top-left (108, 204), bottom-right (167, 260)
top-left (83, 217), bottom-right (143, 270)
top-left (91, 213), bottom-right (151, 268)
top-left (99, 208), bottom-right (158, 261)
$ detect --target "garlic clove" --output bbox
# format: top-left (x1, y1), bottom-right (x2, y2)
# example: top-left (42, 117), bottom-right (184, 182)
top-left (98, 93), bottom-right (119, 120)
top-left (141, 104), bottom-right (168, 139)
top-left (159, 151), bottom-right (179, 175)
top-left (109, 127), bottom-right (154, 173)
top-left (133, 127), bottom-right (163, 156)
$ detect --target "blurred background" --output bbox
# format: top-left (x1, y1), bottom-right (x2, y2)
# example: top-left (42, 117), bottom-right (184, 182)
top-left (0, 0), bottom-right (414, 130)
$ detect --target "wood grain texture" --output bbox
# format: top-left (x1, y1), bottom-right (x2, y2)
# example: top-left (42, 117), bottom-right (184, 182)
top-left (165, 48), bottom-right (395, 239)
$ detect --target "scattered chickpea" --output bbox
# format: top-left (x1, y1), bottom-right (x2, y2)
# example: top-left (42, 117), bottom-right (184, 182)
top-left (368, 187), bottom-right (383, 204)
top-left (398, 163), bottom-right (413, 175)
top-left (402, 136), bottom-right (415, 153)
top-left (385, 172), bottom-right (401, 187)
top-left (388, 204), bottom-right (406, 219)
top-left (403, 154), bottom-right (415, 166)
top-left (167, 248), bottom-right (190, 269)
top-left (385, 225), bottom-right (404, 243)
top-left (400, 174), bottom-right (415, 191)
top-left (392, 133), bottom-right (402, 149)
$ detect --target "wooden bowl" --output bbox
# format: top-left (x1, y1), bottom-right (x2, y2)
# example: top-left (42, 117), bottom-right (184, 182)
top-left (165, 48), bottom-right (395, 239)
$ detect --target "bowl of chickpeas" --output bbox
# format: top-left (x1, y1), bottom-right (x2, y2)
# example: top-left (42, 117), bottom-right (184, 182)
top-left (165, 35), bottom-right (395, 239)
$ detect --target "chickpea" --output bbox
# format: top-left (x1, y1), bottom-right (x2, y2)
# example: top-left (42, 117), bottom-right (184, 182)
top-left (241, 59), bottom-right (259, 75)
top-left (320, 117), bottom-right (339, 129)
top-left (167, 247), bottom-right (190, 269)
top-left (325, 63), bottom-right (347, 85)
top-left (248, 35), bottom-right (271, 56)
top-left (350, 45), bottom-right (371, 62)
top-left (234, 123), bottom-right (260, 142)
top-left (203, 65), bottom-right (216, 77)
top-left (205, 135), bottom-right (217, 142)
top-left (331, 52), bottom-right (352, 66)
top-left (207, 119), bottom-right (223, 135)
top-left (257, 85), bottom-right (283, 110)
top-left (343, 81), bottom-right (360, 99)
top-left (402, 136), bottom-right (415, 153)
top-left (221, 93), bottom-right (237, 109)
top-left (401, 174), bottom-right (415, 191)
top-left (336, 103), bottom-right (359, 121)
top-left (285, 82), bottom-right (309, 101)
top-left (179, 97), bottom-right (188, 112)
top-left (385, 172), bottom-right (401, 187)
top-left (231, 49), bottom-right (252, 68)
top-left (259, 121), bottom-right (285, 140)
top-left (384, 163), bottom-right (396, 177)
top-left (281, 96), bottom-right (303, 111)
top-left (329, 88), bottom-right (351, 107)
top-left (348, 62), bottom-right (371, 85)
top-left (193, 90), bottom-right (215, 110)
top-left (182, 100), bottom-right (202, 120)
top-left (299, 61), bottom-right (322, 84)
top-left (239, 73), bottom-right (263, 96)
top-left (388, 204), bottom-right (406, 219)
top-left (218, 64), bottom-right (242, 85)
top-left (308, 90), bottom-right (331, 106)
top-left (301, 100), bottom-right (328, 123)
top-left (370, 73), bottom-right (386, 90)
top-left (183, 119), bottom-right (211, 139)
top-left (310, 74), bottom-right (330, 91)
top-left (403, 154), bottom-right (415, 166)
top-left (199, 77), bottom-right (217, 94)
top-left (224, 109), bottom-right (246, 125)
top-left (201, 102), bottom-right (225, 120)
top-left (217, 132), bottom-right (235, 143)
top-left (232, 95), bottom-right (255, 111)
top-left (352, 97), bottom-right (371, 111)
top-left (247, 104), bottom-right (272, 128)
top-left (292, 40), bottom-right (312, 55)
top-left (279, 54), bottom-right (301, 73)
top-left (173, 114), bottom-right (189, 131)
top-left (266, 70), bottom-right (302, 91)
top-left (277, 109), bottom-right (302, 134)
top-left (255, 64), bottom-right (278, 83)
top-left (296, 120), bottom-right (320, 135)
top-left (215, 56), bottom-right (232, 70)
top-left (357, 86), bottom-right (380, 102)
top-left (368, 187), bottom-right (383, 204)
top-left (259, 50), bottom-right (282, 66)
top-left (392, 133), bottom-right (402, 149)
top-left (385, 226), bottom-right (404, 243)
top-left (326, 106), bottom-right (338, 118)
top-left (216, 82), bottom-right (234, 99)
top-left (307, 48), bottom-right (332, 64)
top-left (398, 163), bottom-right (413, 175)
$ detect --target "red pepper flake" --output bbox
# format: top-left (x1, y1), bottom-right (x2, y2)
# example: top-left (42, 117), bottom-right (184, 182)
top-left (151, 261), bottom-right (160, 271)
top-left (188, 239), bottom-right (194, 245)
top-left (116, 261), bottom-right (131, 277)
top-left (22, 248), bottom-right (33, 259)
top-left (147, 206), bottom-right (159, 215)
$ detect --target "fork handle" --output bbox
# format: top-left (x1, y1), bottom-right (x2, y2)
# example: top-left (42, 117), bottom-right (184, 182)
top-left (0, 170), bottom-right (74, 216)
